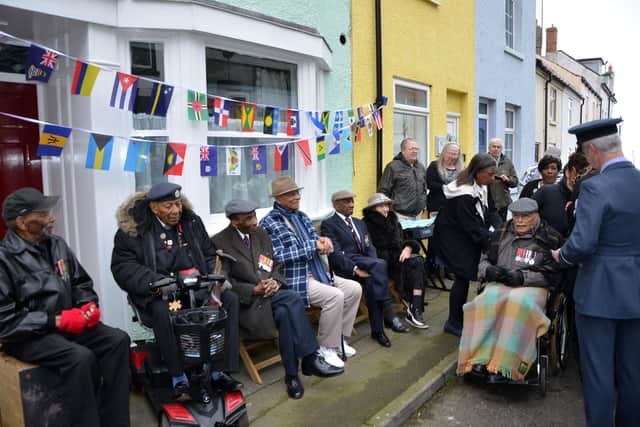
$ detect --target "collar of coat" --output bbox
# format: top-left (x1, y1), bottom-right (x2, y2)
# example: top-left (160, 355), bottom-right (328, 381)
top-left (115, 191), bottom-right (196, 237)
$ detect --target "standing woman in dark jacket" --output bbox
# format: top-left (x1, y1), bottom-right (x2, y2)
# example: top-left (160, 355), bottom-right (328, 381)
top-left (362, 193), bottom-right (428, 329)
top-left (431, 153), bottom-right (499, 337)
top-left (426, 142), bottom-right (464, 217)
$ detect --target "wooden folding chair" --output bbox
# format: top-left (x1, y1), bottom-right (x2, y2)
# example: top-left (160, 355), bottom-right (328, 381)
top-left (239, 336), bottom-right (281, 385)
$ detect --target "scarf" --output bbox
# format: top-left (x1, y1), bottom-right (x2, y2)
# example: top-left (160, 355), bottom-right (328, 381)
top-left (444, 180), bottom-right (489, 220)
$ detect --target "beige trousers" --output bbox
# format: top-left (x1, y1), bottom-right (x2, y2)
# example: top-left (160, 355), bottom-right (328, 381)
top-left (307, 275), bottom-right (362, 348)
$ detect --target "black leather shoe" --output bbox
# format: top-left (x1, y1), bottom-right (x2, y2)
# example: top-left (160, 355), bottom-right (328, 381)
top-left (443, 320), bottom-right (462, 337)
top-left (384, 316), bottom-right (410, 333)
top-left (471, 364), bottom-right (488, 376)
top-left (285, 375), bottom-right (304, 399)
top-left (301, 352), bottom-right (344, 377)
top-left (371, 331), bottom-right (391, 347)
top-left (172, 381), bottom-right (192, 402)
top-left (199, 384), bottom-right (212, 404)
top-left (212, 372), bottom-right (243, 392)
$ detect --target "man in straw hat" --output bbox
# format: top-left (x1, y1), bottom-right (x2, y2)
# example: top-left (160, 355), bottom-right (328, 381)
top-left (260, 176), bottom-right (362, 368)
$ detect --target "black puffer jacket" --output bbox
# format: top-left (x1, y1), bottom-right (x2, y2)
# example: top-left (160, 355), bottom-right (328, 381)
top-left (110, 192), bottom-right (218, 309)
top-left (362, 208), bottom-right (420, 276)
top-left (0, 230), bottom-right (98, 342)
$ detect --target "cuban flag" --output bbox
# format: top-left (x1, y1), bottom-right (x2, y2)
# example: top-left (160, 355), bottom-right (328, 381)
top-left (110, 72), bottom-right (139, 111)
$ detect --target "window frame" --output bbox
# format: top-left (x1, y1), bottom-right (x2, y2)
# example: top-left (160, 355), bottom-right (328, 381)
top-left (393, 78), bottom-right (430, 165)
top-left (504, 106), bottom-right (516, 161)
top-left (505, 0), bottom-right (515, 49)
top-left (478, 100), bottom-right (489, 153)
top-left (549, 86), bottom-right (558, 124)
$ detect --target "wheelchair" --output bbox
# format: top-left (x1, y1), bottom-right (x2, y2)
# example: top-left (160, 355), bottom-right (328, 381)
top-left (466, 281), bottom-right (570, 397)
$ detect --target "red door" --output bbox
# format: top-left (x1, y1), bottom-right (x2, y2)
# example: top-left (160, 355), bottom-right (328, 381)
top-left (0, 82), bottom-right (42, 239)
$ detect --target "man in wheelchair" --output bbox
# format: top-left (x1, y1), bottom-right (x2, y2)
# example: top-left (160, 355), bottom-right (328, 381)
top-left (457, 197), bottom-right (564, 382)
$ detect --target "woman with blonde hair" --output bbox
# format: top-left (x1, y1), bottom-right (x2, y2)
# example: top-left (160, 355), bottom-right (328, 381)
top-left (426, 142), bottom-right (464, 216)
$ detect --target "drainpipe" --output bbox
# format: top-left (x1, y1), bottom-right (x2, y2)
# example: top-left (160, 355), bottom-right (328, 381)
top-left (543, 73), bottom-right (552, 152)
top-left (375, 0), bottom-right (383, 185)
top-left (579, 98), bottom-right (584, 124)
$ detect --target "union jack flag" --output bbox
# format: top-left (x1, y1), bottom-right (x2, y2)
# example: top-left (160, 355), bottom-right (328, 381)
top-left (40, 50), bottom-right (58, 69)
top-left (200, 145), bottom-right (210, 161)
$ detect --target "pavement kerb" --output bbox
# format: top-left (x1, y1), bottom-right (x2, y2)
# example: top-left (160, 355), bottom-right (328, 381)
top-left (363, 349), bottom-right (458, 427)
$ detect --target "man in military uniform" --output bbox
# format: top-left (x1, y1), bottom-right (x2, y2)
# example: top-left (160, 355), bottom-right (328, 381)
top-left (111, 183), bottom-right (241, 403)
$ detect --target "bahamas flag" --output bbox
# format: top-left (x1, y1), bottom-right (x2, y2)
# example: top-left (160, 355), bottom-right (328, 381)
top-left (146, 83), bottom-right (174, 117)
top-left (85, 133), bottom-right (114, 170)
top-left (37, 124), bottom-right (71, 157)
top-left (316, 136), bottom-right (326, 160)
top-left (71, 60), bottom-right (100, 96)
top-left (241, 103), bottom-right (256, 132)
top-left (187, 90), bottom-right (209, 121)
top-left (124, 139), bottom-right (151, 173)
top-left (163, 143), bottom-right (187, 176)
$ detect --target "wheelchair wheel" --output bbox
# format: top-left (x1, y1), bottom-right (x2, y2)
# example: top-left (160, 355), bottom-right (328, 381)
top-left (538, 364), bottom-right (547, 398)
top-left (549, 294), bottom-right (569, 375)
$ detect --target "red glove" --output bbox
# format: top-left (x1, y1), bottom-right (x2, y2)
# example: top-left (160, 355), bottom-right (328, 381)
top-left (80, 302), bottom-right (101, 328)
top-left (58, 308), bottom-right (88, 334)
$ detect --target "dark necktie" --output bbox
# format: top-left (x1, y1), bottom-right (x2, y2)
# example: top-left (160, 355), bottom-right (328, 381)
top-left (243, 235), bottom-right (251, 249)
top-left (346, 217), bottom-right (363, 253)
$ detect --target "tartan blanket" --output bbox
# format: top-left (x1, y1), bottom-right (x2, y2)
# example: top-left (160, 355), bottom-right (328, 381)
top-left (457, 283), bottom-right (550, 381)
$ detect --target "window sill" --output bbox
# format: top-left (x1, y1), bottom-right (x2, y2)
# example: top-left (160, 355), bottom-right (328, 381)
top-left (426, 0), bottom-right (441, 5)
top-left (504, 47), bottom-right (524, 61)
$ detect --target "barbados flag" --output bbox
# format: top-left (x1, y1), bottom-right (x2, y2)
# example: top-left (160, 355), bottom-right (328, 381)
top-left (37, 124), bottom-right (71, 157)
top-left (85, 133), bottom-right (114, 170)
top-left (146, 83), bottom-right (174, 117)
top-left (124, 139), bottom-right (151, 173)
top-left (70, 60), bottom-right (100, 96)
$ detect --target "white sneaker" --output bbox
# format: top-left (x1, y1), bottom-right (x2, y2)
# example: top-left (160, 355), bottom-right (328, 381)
top-left (319, 346), bottom-right (345, 368)
top-left (341, 339), bottom-right (357, 358)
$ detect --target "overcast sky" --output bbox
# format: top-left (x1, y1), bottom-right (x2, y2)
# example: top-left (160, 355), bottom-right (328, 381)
top-left (537, 0), bottom-right (639, 163)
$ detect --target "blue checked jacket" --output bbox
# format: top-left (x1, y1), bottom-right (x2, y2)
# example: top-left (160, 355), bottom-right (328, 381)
top-left (259, 205), bottom-right (321, 306)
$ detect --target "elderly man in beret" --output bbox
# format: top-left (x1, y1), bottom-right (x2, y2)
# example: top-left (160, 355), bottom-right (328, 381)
top-left (0, 188), bottom-right (130, 427)
top-left (213, 200), bottom-right (342, 399)
top-left (551, 118), bottom-right (640, 427)
top-left (260, 176), bottom-right (362, 369)
top-left (322, 190), bottom-right (411, 349)
top-left (111, 182), bottom-right (241, 403)
top-left (457, 198), bottom-right (564, 383)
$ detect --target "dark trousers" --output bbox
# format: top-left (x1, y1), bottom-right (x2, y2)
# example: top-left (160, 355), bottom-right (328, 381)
top-left (575, 313), bottom-right (640, 427)
top-left (352, 255), bottom-right (392, 333)
top-left (398, 256), bottom-right (425, 299)
top-left (448, 276), bottom-right (470, 327)
top-left (4, 323), bottom-right (131, 427)
top-left (146, 290), bottom-right (240, 377)
top-left (271, 289), bottom-right (318, 376)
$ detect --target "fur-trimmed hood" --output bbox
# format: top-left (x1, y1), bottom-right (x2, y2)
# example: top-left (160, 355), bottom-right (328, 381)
top-left (115, 191), bottom-right (195, 237)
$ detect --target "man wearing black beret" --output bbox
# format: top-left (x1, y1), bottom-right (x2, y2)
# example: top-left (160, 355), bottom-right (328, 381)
top-left (111, 182), bottom-right (241, 403)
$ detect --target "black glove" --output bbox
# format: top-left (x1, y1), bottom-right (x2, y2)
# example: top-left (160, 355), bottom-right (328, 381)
top-left (502, 269), bottom-right (524, 287)
top-left (484, 265), bottom-right (506, 283)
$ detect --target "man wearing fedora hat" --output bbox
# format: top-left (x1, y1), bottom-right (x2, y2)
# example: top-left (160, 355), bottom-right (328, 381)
top-left (551, 118), bottom-right (640, 427)
top-left (260, 176), bottom-right (362, 367)
top-left (322, 191), bottom-right (411, 348)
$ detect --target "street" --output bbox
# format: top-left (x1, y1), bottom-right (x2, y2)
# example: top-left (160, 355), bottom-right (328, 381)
top-left (404, 357), bottom-right (586, 427)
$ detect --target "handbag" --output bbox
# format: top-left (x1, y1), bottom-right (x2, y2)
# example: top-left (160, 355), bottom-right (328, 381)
top-left (240, 297), bottom-right (277, 340)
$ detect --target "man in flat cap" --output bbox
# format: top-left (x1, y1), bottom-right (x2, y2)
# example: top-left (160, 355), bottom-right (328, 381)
top-left (213, 200), bottom-right (342, 399)
top-left (111, 182), bottom-right (241, 403)
top-left (551, 118), bottom-right (640, 427)
top-left (457, 197), bottom-right (563, 382)
top-left (260, 176), bottom-right (362, 369)
top-left (321, 190), bottom-right (410, 348)
top-left (0, 188), bottom-right (130, 426)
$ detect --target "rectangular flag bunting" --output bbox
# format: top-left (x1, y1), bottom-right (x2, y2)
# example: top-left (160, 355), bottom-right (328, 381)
top-left (332, 111), bottom-right (344, 142)
top-left (286, 110), bottom-right (300, 136)
top-left (365, 105), bottom-right (375, 137)
top-left (163, 143), bottom-right (187, 176)
top-left (321, 111), bottom-right (331, 134)
top-left (316, 136), bottom-right (326, 160)
top-left (274, 144), bottom-right (289, 171)
top-left (263, 106), bottom-right (279, 135)
top-left (296, 139), bottom-right (312, 167)
top-left (226, 147), bottom-right (241, 176)
top-left (146, 82), bottom-right (174, 117)
top-left (37, 124), bottom-right (71, 157)
top-left (357, 106), bottom-right (366, 128)
top-left (70, 60), bottom-right (100, 96)
top-left (342, 126), bottom-right (353, 152)
top-left (210, 97), bottom-right (230, 128)
top-left (370, 103), bottom-right (383, 130)
top-left (328, 137), bottom-right (340, 155)
top-left (187, 90), bottom-right (209, 121)
top-left (200, 146), bottom-right (218, 177)
top-left (124, 139), bottom-right (151, 173)
top-left (308, 111), bottom-right (325, 134)
top-left (110, 72), bottom-right (139, 111)
top-left (85, 133), bottom-right (114, 170)
top-left (347, 109), bottom-right (357, 141)
top-left (25, 44), bottom-right (57, 83)
top-left (241, 103), bottom-right (256, 132)
top-left (251, 145), bottom-right (267, 175)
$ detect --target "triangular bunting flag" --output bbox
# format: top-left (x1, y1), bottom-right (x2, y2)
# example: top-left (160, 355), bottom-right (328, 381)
top-left (124, 139), bottom-right (151, 173)
top-left (146, 82), bottom-right (174, 117)
top-left (241, 103), bottom-right (256, 132)
top-left (200, 145), bottom-right (218, 177)
top-left (252, 145), bottom-right (267, 175)
top-left (226, 147), bottom-right (241, 175)
top-left (110, 72), bottom-right (139, 111)
top-left (85, 133), bottom-right (114, 170)
top-left (187, 90), bottom-right (209, 121)
top-left (263, 106), bottom-right (279, 135)
top-left (71, 60), bottom-right (100, 96)
top-left (163, 143), bottom-right (187, 176)
top-left (37, 124), bottom-right (71, 157)
top-left (316, 136), bottom-right (326, 161)
top-left (274, 144), bottom-right (289, 171)
top-left (25, 44), bottom-right (57, 83)
top-left (286, 110), bottom-right (300, 136)
top-left (296, 139), bottom-right (312, 167)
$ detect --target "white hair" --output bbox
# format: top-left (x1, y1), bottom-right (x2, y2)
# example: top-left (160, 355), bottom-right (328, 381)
top-left (489, 137), bottom-right (503, 147)
top-left (585, 133), bottom-right (622, 154)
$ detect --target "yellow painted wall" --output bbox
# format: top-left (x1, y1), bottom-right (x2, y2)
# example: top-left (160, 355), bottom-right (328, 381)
top-left (352, 0), bottom-right (475, 213)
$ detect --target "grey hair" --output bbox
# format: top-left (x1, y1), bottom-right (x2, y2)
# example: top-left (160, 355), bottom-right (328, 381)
top-left (489, 137), bottom-right (503, 147)
top-left (437, 142), bottom-right (464, 179)
top-left (585, 133), bottom-right (622, 154)
top-left (400, 138), bottom-right (416, 151)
